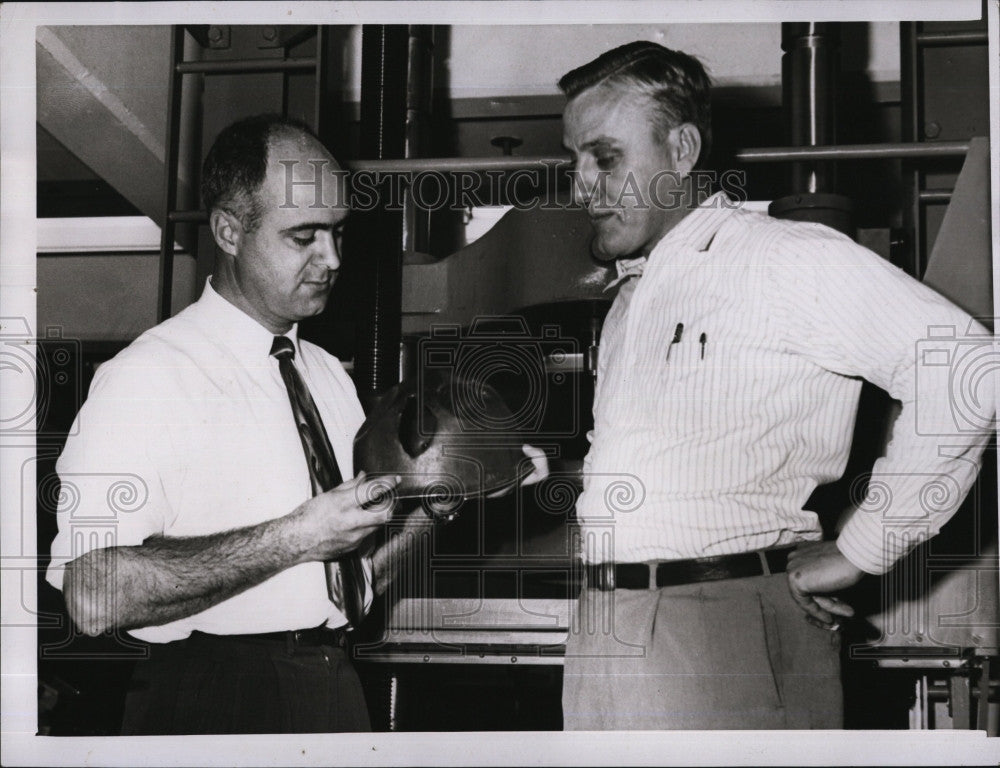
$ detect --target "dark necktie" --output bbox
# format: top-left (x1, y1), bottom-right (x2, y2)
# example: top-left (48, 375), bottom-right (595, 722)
top-left (270, 335), bottom-right (366, 629)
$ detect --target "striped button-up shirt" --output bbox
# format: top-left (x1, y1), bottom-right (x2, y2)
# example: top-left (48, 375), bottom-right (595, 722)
top-left (575, 192), bottom-right (993, 574)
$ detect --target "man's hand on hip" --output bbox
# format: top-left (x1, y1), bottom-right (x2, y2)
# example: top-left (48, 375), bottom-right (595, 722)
top-left (786, 541), bottom-right (865, 630)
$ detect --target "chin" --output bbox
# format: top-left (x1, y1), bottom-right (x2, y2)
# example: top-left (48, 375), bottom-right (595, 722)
top-left (297, 298), bottom-right (330, 320)
top-left (591, 235), bottom-right (635, 262)
top-left (590, 232), bottom-right (618, 260)
top-left (310, 300), bottom-right (330, 317)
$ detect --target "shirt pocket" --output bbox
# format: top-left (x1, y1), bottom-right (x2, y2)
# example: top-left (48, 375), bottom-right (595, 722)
top-left (655, 332), bottom-right (729, 436)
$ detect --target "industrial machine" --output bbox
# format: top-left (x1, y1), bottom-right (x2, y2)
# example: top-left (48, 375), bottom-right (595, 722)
top-left (33, 14), bottom-right (996, 734)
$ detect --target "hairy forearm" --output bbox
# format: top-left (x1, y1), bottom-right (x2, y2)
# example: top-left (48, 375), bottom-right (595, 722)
top-left (63, 512), bottom-right (308, 635)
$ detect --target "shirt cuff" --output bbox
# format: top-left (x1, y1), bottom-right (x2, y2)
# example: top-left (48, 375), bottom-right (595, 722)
top-left (836, 511), bottom-right (896, 575)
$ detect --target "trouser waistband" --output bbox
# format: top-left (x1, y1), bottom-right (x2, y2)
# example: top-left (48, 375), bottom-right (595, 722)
top-left (187, 624), bottom-right (349, 651)
top-left (584, 546), bottom-right (793, 591)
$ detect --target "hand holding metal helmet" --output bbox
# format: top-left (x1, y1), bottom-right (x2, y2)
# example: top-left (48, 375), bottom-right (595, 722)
top-left (352, 369), bottom-right (532, 521)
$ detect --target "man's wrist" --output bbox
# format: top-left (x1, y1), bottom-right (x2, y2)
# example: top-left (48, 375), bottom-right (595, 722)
top-left (834, 532), bottom-right (884, 577)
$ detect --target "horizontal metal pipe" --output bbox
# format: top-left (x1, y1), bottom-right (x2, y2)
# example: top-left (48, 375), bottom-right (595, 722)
top-left (925, 687), bottom-right (999, 702)
top-left (346, 155), bottom-right (562, 173)
top-left (916, 30), bottom-right (989, 47)
top-left (169, 138), bottom-right (966, 218)
top-left (168, 210), bottom-right (208, 223)
top-left (919, 189), bottom-right (953, 203)
top-left (167, 142), bottom-right (968, 224)
top-left (340, 357), bottom-right (582, 375)
top-left (176, 57), bottom-right (317, 74)
top-left (346, 142), bottom-right (970, 174)
top-left (734, 141), bottom-right (969, 162)
top-left (169, 162), bottom-right (961, 225)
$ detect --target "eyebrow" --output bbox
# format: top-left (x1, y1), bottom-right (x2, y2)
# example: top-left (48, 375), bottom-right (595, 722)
top-left (279, 218), bottom-right (349, 236)
top-left (561, 136), bottom-right (619, 155)
top-left (580, 137), bottom-right (618, 152)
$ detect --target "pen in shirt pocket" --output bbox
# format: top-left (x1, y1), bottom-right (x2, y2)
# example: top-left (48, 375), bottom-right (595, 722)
top-left (666, 323), bottom-right (684, 362)
top-left (699, 332), bottom-right (707, 360)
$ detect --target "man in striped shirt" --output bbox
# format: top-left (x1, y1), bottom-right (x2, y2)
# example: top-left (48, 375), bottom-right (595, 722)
top-left (558, 41), bottom-right (994, 729)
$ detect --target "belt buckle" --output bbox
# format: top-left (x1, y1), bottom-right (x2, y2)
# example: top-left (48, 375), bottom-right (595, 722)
top-left (599, 561), bottom-right (615, 591)
top-left (320, 626), bottom-right (347, 648)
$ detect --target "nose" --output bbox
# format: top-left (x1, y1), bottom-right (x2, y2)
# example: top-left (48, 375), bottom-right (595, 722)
top-left (312, 230), bottom-right (341, 271)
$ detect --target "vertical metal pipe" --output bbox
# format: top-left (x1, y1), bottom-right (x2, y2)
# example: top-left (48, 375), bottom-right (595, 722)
top-left (158, 25), bottom-right (186, 322)
top-left (403, 26), bottom-right (434, 255)
top-left (354, 26), bottom-right (409, 400)
top-left (900, 21), bottom-right (924, 277)
top-left (179, 30), bottom-right (205, 290)
top-left (782, 22), bottom-right (839, 194)
top-left (312, 26), bottom-right (326, 137)
top-left (770, 22), bottom-right (853, 237)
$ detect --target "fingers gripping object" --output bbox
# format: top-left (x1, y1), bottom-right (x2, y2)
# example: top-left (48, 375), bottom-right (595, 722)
top-left (352, 370), bottom-right (530, 522)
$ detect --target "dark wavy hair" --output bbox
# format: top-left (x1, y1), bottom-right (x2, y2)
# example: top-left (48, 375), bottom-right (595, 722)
top-left (559, 41), bottom-right (713, 167)
top-left (201, 113), bottom-right (319, 231)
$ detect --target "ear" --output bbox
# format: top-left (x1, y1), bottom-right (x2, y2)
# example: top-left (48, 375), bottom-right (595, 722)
top-left (209, 209), bottom-right (242, 258)
top-left (670, 123), bottom-right (702, 175)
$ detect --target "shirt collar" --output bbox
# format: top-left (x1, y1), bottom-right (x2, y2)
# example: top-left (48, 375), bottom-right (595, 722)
top-left (604, 191), bottom-right (735, 292)
top-left (198, 277), bottom-right (300, 362)
top-left (605, 256), bottom-right (648, 292)
top-left (654, 190), bottom-right (735, 254)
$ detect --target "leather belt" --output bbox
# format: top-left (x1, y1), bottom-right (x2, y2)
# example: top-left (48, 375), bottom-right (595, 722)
top-left (190, 625), bottom-right (349, 649)
top-left (584, 547), bottom-right (793, 591)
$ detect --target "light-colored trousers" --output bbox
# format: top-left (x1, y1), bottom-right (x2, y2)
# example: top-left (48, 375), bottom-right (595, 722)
top-left (562, 572), bottom-right (843, 730)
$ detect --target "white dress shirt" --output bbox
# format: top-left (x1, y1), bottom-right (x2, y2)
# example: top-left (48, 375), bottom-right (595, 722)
top-left (46, 280), bottom-right (368, 641)
top-left (576, 192), bottom-right (994, 574)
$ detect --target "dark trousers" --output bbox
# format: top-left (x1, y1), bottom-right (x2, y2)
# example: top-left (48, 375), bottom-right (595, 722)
top-left (120, 632), bottom-right (370, 735)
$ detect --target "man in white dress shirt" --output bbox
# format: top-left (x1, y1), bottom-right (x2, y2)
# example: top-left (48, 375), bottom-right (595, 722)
top-left (46, 114), bottom-right (399, 733)
top-left (558, 41), bottom-right (995, 729)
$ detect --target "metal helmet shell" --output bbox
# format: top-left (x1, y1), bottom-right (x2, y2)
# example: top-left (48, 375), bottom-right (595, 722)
top-left (353, 370), bottom-right (528, 519)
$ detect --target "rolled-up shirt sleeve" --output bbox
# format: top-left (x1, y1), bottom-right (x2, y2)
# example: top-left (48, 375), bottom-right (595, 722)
top-left (769, 224), bottom-right (996, 575)
top-left (46, 359), bottom-right (170, 591)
